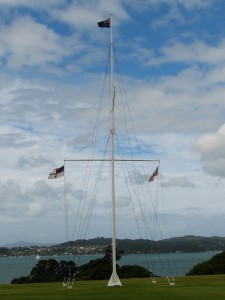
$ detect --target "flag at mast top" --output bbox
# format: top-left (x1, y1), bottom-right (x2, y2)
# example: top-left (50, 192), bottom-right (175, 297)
top-left (97, 18), bottom-right (110, 28)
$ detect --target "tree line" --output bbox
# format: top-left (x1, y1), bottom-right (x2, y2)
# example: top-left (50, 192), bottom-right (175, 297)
top-left (11, 246), bottom-right (152, 284)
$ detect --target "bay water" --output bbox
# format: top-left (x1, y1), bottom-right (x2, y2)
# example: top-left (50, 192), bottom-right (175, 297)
top-left (0, 251), bottom-right (219, 284)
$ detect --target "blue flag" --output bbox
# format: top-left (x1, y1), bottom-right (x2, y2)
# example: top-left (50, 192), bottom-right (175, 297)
top-left (97, 18), bottom-right (110, 28)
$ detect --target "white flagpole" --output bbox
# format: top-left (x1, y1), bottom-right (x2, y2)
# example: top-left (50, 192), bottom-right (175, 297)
top-left (108, 14), bottom-right (122, 287)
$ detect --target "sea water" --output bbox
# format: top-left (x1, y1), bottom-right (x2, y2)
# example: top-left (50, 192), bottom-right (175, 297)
top-left (0, 252), bottom-right (219, 284)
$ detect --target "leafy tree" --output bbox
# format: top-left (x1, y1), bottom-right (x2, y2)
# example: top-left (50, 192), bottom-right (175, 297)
top-left (11, 259), bottom-right (77, 284)
top-left (11, 276), bottom-right (32, 284)
top-left (30, 259), bottom-right (59, 282)
top-left (11, 245), bottom-right (152, 283)
top-left (103, 245), bottom-right (124, 262)
top-left (78, 245), bottom-right (152, 280)
top-left (118, 265), bottom-right (151, 278)
top-left (78, 245), bottom-right (118, 280)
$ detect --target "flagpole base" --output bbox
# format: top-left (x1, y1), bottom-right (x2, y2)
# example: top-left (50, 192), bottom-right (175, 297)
top-left (107, 272), bottom-right (122, 287)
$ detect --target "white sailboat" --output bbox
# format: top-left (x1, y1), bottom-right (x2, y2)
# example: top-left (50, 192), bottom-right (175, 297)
top-left (49, 14), bottom-right (174, 287)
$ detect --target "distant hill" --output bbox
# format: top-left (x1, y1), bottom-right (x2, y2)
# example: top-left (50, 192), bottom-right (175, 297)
top-left (156, 235), bottom-right (225, 252)
top-left (58, 235), bottom-right (225, 253)
top-left (1, 235), bottom-right (225, 257)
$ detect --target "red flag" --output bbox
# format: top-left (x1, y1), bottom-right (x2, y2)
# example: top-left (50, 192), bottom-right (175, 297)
top-left (149, 167), bottom-right (158, 182)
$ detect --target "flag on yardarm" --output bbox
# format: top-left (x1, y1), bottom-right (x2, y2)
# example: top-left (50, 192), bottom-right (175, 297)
top-left (97, 18), bottom-right (110, 28)
top-left (148, 167), bottom-right (158, 182)
top-left (48, 166), bottom-right (64, 179)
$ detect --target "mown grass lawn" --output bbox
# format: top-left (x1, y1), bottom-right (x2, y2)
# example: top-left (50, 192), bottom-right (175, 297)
top-left (1, 275), bottom-right (225, 300)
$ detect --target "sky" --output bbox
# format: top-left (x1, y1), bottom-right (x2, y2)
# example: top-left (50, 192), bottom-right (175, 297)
top-left (1, 0), bottom-right (225, 246)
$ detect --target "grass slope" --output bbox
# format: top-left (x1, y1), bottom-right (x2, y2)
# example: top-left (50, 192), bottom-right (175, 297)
top-left (1, 276), bottom-right (225, 300)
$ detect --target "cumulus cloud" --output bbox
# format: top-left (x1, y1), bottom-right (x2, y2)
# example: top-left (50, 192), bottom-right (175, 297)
top-left (0, 16), bottom-right (68, 69)
top-left (162, 212), bottom-right (225, 238)
top-left (0, 0), bottom-right (62, 7)
top-left (163, 176), bottom-right (196, 188)
top-left (194, 124), bottom-right (225, 178)
top-left (17, 155), bottom-right (54, 170)
top-left (128, 170), bottom-right (148, 185)
top-left (0, 179), bottom-right (63, 219)
top-left (0, 133), bottom-right (36, 149)
top-left (52, 1), bottom-right (129, 29)
top-left (128, 0), bottom-right (214, 29)
top-left (159, 40), bottom-right (225, 66)
top-left (134, 39), bottom-right (225, 68)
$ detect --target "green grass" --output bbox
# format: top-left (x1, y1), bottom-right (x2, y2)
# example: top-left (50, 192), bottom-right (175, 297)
top-left (1, 275), bottom-right (225, 300)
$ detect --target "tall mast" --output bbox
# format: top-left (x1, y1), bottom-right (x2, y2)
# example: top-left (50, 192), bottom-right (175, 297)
top-left (108, 14), bottom-right (122, 287)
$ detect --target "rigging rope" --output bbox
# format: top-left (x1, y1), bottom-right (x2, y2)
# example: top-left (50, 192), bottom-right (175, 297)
top-left (62, 41), bottom-right (175, 286)
top-left (64, 46), bottom-right (112, 269)
top-left (113, 45), bottom-right (175, 283)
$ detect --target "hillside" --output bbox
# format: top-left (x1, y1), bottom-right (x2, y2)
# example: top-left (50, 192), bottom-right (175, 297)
top-left (1, 235), bottom-right (225, 257)
top-left (187, 251), bottom-right (225, 275)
